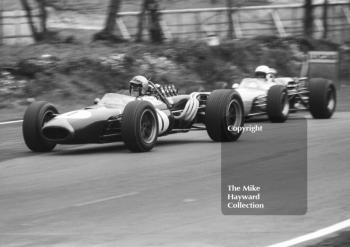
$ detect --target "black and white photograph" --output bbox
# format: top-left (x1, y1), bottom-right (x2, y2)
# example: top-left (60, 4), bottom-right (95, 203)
top-left (0, 0), bottom-right (349, 246)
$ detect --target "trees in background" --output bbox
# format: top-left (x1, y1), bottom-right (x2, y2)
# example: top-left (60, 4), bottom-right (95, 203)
top-left (94, 0), bottom-right (123, 41)
top-left (20, 0), bottom-right (330, 44)
top-left (226, 0), bottom-right (234, 39)
top-left (36, 0), bottom-right (47, 34)
top-left (136, 0), bottom-right (148, 42)
top-left (322, 0), bottom-right (328, 39)
top-left (136, 0), bottom-right (164, 43)
top-left (20, 0), bottom-right (48, 41)
top-left (21, 0), bottom-right (163, 43)
top-left (303, 0), bottom-right (313, 38)
top-left (148, 0), bottom-right (163, 43)
top-left (95, 0), bottom-right (163, 43)
top-left (304, 0), bottom-right (329, 39)
top-left (21, 0), bottom-right (124, 42)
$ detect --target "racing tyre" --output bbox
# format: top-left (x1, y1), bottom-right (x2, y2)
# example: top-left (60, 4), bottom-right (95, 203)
top-left (22, 101), bottom-right (58, 152)
top-left (267, 85), bottom-right (289, 123)
top-left (205, 89), bottom-right (244, 142)
top-left (308, 78), bottom-right (336, 119)
top-left (122, 101), bottom-right (158, 152)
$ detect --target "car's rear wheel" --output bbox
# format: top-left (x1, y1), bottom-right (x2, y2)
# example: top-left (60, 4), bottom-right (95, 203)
top-left (122, 100), bottom-right (158, 152)
top-left (267, 85), bottom-right (289, 123)
top-left (308, 78), bottom-right (336, 119)
top-left (22, 101), bottom-right (58, 152)
top-left (205, 89), bottom-right (244, 142)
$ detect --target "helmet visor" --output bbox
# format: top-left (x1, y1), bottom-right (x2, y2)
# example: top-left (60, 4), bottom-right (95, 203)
top-left (130, 83), bottom-right (143, 96)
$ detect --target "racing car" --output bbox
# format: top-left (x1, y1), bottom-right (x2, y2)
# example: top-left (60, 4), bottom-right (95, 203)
top-left (23, 76), bottom-right (245, 153)
top-left (232, 66), bottom-right (336, 122)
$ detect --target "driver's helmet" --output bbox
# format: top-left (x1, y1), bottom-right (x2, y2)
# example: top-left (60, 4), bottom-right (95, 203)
top-left (129, 75), bottom-right (149, 96)
top-left (254, 65), bottom-right (270, 79)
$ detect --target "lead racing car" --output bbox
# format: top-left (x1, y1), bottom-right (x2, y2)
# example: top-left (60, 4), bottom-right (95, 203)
top-left (232, 65), bottom-right (336, 122)
top-left (23, 76), bottom-right (245, 153)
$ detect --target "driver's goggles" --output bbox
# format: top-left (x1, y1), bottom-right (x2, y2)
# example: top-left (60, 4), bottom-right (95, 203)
top-left (130, 83), bottom-right (142, 89)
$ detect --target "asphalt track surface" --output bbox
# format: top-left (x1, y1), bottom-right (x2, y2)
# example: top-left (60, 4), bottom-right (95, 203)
top-left (0, 112), bottom-right (350, 247)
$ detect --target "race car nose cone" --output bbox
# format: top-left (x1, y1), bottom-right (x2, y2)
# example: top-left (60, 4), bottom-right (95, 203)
top-left (42, 118), bottom-right (74, 141)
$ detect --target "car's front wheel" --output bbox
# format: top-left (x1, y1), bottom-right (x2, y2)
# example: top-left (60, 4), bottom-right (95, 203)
top-left (308, 78), bottom-right (336, 119)
top-left (122, 100), bottom-right (159, 152)
top-left (266, 85), bottom-right (289, 123)
top-left (22, 101), bottom-right (58, 152)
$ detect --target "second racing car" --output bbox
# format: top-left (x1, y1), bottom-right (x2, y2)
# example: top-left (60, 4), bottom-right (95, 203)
top-left (232, 65), bottom-right (336, 122)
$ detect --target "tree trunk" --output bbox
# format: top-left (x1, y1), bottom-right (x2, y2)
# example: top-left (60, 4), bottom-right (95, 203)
top-left (135, 0), bottom-right (163, 43)
top-left (148, 0), bottom-right (163, 43)
top-left (36, 0), bottom-right (47, 34)
top-left (304, 0), bottom-right (313, 38)
top-left (322, 0), bottom-right (328, 39)
top-left (94, 0), bottom-right (123, 41)
top-left (104, 0), bottom-right (120, 34)
top-left (20, 0), bottom-right (40, 41)
top-left (136, 0), bottom-right (148, 42)
top-left (226, 0), bottom-right (234, 39)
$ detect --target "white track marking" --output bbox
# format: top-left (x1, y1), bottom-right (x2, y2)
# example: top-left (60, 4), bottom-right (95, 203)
top-left (266, 218), bottom-right (350, 247)
top-left (0, 120), bottom-right (23, 125)
top-left (74, 192), bottom-right (139, 207)
top-left (183, 198), bottom-right (197, 203)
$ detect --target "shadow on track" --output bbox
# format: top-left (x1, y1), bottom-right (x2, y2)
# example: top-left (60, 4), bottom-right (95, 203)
top-left (0, 151), bottom-right (37, 163)
top-left (246, 115), bottom-right (307, 123)
top-left (54, 143), bottom-right (128, 155)
top-left (54, 138), bottom-right (213, 156)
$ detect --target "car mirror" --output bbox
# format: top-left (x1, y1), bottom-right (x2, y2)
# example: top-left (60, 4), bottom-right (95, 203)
top-left (232, 83), bottom-right (240, 89)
